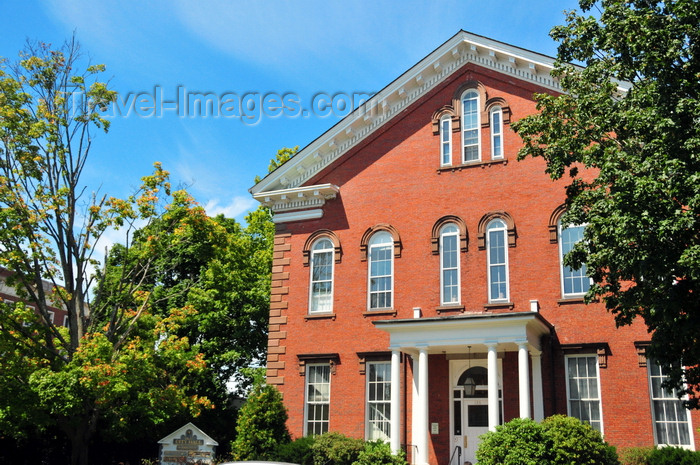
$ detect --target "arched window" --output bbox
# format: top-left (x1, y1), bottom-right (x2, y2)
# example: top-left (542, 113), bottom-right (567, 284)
top-left (309, 238), bottom-right (334, 313)
top-left (440, 114), bottom-right (452, 166)
top-left (440, 223), bottom-right (460, 305)
top-left (368, 231), bottom-right (393, 310)
top-left (490, 105), bottom-right (503, 159)
top-left (461, 89), bottom-right (480, 163)
top-left (558, 219), bottom-right (591, 298)
top-left (486, 219), bottom-right (509, 302)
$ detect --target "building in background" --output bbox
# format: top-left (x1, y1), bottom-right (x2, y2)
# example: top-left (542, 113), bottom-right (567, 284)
top-left (0, 267), bottom-right (68, 328)
top-left (250, 31), bottom-right (699, 465)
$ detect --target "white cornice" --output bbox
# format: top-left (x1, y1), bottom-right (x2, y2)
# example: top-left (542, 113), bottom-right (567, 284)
top-left (374, 311), bottom-right (552, 352)
top-left (253, 183), bottom-right (339, 216)
top-left (250, 31), bottom-right (566, 198)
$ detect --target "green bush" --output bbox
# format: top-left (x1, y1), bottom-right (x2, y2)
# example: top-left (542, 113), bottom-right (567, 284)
top-left (541, 415), bottom-right (619, 465)
top-left (476, 415), bottom-right (619, 465)
top-left (619, 447), bottom-right (654, 465)
top-left (311, 432), bottom-right (365, 465)
top-left (229, 384), bottom-right (291, 460)
top-left (476, 417), bottom-right (550, 465)
top-left (354, 440), bottom-right (406, 465)
top-left (273, 435), bottom-right (316, 465)
top-left (648, 446), bottom-right (700, 465)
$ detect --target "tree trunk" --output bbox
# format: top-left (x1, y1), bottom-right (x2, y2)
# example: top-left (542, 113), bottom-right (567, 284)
top-left (66, 414), bottom-right (97, 465)
top-left (69, 428), bottom-right (89, 465)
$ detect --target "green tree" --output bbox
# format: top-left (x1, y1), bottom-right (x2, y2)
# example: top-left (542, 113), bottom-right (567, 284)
top-left (0, 39), bottom-right (211, 465)
top-left (95, 199), bottom-right (274, 453)
top-left (512, 1), bottom-right (700, 401)
top-left (254, 145), bottom-right (299, 183)
top-left (230, 384), bottom-right (290, 460)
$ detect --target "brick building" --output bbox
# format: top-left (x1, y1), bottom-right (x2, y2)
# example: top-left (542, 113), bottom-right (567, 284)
top-left (0, 267), bottom-right (68, 327)
top-left (250, 31), bottom-right (699, 464)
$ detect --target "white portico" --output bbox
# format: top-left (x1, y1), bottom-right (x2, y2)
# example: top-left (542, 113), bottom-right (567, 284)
top-left (374, 311), bottom-right (551, 465)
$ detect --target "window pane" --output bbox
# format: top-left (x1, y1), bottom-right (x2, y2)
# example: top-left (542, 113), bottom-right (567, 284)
top-left (560, 223), bottom-right (590, 296)
top-left (648, 359), bottom-right (691, 446)
top-left (310, 245), bottom-right (333, 313)
top-left (441, 117), bottom-right (451, 165)
top-left (367, 362), bottom-right (391, 441)
top-left (306, 365), bottom-right (331, 436)
top-left (567, 356), bottom-right (602, 433)
top-left (487, 222), bottom-right (508, 302)
top-left (369, 239), bottom-right (393, 309)
top-left (441, 228), bottom-right (460, 305)
top-left (491, 108), bottom-right (503, 159)
top-left (462, 92), bottom-right (480, 162)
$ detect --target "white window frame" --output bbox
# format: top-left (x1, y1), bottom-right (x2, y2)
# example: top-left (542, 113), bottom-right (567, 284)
top-left (565, 355), bottom-right (604, 434)
top-left (490, 106), bottom-right (503, 160)
top-left (366, 361), bottom-right (392, 441)
top-left (647, 359), bottom-right (694, 448)
top-left (304, 363), bottom-right (331, 436)
top-left (367, 231), bottom-right (393, 310)
top-left (486, 219), bottom-right (509, 303)
top-left (461, 89), bottom-right (481, 163)
top-left (440, 223), bottom-right (460, 305)
top-left (558, 221), bottom-right (591, 298)
top-left (309, 238), bottom-right (334, 314)
top-left (440, 114), bottom-right (452, 166)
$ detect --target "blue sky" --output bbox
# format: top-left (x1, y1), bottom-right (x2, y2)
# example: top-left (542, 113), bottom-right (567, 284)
top-left (1, 0), bottom-right (580, 223)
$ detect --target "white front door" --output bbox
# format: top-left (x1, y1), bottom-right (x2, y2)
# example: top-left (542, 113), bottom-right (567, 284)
top-left (460, 398), bottom-right (489, 464)
top-left (450, 359), bottom-right (502, 465)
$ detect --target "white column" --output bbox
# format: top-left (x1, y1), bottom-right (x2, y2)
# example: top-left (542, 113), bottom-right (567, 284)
top-left (417, 348), bottom-right (429, 465)
top-left (390, 350), bottom-right (401, 454)
top-left (487, 343), bottom-right (499, 431)
top-left (531, 349), bottom-right (544, 421)
top-left (518, 342), bottom-right (531, 419)
top-left (411, 354), bottom-right (419, 461)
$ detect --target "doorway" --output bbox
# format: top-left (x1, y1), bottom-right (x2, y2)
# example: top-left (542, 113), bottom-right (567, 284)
top-left (450, 360), bottom-right (502, 465)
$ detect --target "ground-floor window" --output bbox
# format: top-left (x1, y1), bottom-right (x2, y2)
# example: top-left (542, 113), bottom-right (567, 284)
top-left (648, 359), bottom-right (693, 447)
top-left (565, 355), bottom-right (603, 433)
top-left (305, 364), bottom-right (331, 435)
top-left (367, 361), bottom-right (391, 441)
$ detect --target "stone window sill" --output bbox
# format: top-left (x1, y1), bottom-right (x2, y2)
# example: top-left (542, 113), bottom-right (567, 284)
top-left (305, 312), bottom-right (336, 321)
top-left (437, 159), bottom-right (507, 173)
top-left (436, 305), bottom-right (465, 314)
top-left (483, 302), bottom-right (514, 310)
top-left (363, 309), bottom-right (397, 318)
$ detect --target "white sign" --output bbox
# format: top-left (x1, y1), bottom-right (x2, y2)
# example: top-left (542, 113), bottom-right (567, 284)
top-left (158, 422), bottom-right (218, 465)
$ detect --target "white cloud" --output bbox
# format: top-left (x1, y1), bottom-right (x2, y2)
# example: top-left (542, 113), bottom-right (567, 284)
top-left (204, 196), bottom-right (256, 219)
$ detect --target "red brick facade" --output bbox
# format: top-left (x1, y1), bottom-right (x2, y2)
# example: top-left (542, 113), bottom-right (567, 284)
top-left (253, 31), bottom-right (700, 464)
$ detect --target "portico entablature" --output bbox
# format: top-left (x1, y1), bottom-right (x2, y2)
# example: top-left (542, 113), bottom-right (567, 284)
top-left (373, 311), bottom-right (551, 354)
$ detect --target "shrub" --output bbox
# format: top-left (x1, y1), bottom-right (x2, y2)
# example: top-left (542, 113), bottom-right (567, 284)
top-left (273, 435), bottom-right (316, 465)
top-left (229, 384), bottom-right (291, 460)
top-left (476, 415), bottom-right (619, 465)
top-left (648, 446), bottom-right (700, 465)
top-left (619, 447), bottom-right (654, 465)
top-left (311, 432), bottom-right (365, 465)
top-left (476, 417), bottom-right (550, 465)
top-left (541, 415), bottom-right (618, 465)
top-left (354, 440), bottom-right (406, 465)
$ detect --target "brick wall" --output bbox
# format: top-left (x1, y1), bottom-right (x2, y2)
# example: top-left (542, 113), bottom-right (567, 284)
top-left (264, 60), bottom-right (700, 453)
